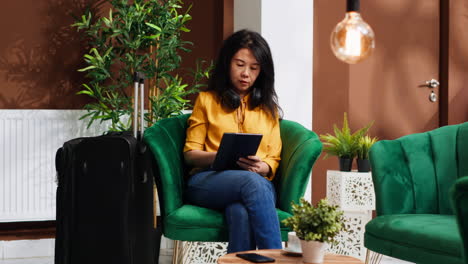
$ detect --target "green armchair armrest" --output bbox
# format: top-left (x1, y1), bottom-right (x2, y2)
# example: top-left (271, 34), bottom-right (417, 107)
top-left (453, 176), bottom-right (468, 264)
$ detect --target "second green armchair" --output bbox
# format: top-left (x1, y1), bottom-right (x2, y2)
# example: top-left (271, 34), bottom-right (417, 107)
top-left (364, 122), bottom-right (468, 264)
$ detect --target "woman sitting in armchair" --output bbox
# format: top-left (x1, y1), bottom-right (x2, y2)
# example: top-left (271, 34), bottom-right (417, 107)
top-left (183, 29), bottom-right (283, 253)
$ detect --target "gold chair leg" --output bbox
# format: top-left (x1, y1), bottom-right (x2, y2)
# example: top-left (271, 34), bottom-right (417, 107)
top-left (172, 240), bottom-right (180, 264)
top-left (365, 249), bottom-right (383, 264)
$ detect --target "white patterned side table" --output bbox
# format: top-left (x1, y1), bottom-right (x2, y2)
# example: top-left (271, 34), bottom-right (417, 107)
top-left (326, 170), bottom-right (375, 260)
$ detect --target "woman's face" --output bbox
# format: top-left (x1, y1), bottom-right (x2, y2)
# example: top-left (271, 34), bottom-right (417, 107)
top-left (229, 48), bottom-right (261, 97)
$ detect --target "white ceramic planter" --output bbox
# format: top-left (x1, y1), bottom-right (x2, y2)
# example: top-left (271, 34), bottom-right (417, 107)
top-left (300, 240), bottom-right (327, 264)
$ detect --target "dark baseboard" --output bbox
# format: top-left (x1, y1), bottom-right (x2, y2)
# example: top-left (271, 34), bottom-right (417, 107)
top-left (0, 221), bottom-right (56, 241)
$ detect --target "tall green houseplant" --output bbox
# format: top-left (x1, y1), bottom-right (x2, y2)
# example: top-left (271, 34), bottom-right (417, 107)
top-left (72, 0), bottom-right (210, 131)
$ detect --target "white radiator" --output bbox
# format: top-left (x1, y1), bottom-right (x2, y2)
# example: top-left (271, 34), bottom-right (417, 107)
top-left (0, 110), bottom-right (109, 222)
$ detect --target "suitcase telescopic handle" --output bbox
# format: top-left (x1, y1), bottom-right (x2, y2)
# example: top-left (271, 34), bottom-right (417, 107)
top-left (133, 72), bottom-right (145, 139)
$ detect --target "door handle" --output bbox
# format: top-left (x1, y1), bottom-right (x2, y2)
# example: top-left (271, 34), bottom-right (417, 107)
top-left (421, 79), bottom-right (439, 102)
top-left (425, 79), bottom-right (440, 88)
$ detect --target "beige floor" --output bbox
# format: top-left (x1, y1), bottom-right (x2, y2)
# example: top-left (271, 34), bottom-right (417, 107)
top-left (0, 241), bottom-right (413, 264)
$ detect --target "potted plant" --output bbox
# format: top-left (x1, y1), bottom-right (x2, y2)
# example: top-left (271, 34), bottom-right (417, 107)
top-left (72, 0), bottom-right (212, 132)
top-left (283, 198), bottom-right (345, 264)
top-left (356, 135), bottom-right (378, 172)
top-left (319, 113), bottom-right (373, 171)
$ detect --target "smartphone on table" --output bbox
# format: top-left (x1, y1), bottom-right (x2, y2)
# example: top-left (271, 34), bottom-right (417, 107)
top-left (236, 253), bottom-right (275, 263)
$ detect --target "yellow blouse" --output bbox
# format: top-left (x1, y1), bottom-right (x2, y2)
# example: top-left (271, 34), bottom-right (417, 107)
top-left (184, 91), bottom-right (282, 180)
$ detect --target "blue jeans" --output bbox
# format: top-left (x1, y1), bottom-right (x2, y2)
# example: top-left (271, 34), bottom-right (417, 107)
top-left (185, 170), bottom-right (282, 253)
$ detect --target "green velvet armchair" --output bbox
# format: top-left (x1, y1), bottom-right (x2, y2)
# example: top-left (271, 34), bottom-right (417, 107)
top-left (143, 114), bottom-right (322, 262)
top-left (364, 122), bottom-right (468, 264)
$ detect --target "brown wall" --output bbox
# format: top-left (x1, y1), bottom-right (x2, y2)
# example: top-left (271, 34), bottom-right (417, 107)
top-left (312, 0), bottom-right (468, 204)
top-left (179, 0), bottom-right (232, 81)
top-left (0, 0), bottom-right (93, 109)
top-left (312, 0), bottom-right (350, 204)
top-left (0, 0), bottom-right (232, 109)
top-left (448, 0), bottom-right (468, 124)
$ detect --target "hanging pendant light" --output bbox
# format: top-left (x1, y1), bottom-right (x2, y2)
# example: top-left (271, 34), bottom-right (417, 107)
top-left (330, 0), bottom-right (375, 64)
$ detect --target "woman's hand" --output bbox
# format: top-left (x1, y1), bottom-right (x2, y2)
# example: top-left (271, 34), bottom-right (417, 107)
top-left (184, 150), bottom-right (217, 168)
top-left (237, 155), bottom-right (271, 177)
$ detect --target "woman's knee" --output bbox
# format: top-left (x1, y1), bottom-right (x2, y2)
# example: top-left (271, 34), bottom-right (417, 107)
top-left (242, 172), bottom-right (274, 193)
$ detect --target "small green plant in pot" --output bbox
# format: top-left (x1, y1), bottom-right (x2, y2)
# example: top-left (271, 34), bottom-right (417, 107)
top-left (356, 135), bottom-right (378, 172)
top-left (283, 198), bottom-right (345, 264)
top-left (320, 113), bottom-right (373, 171)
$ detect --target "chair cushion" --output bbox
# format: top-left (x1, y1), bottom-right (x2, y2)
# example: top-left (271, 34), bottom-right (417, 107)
top-left (164, 205), bottom-right (228, 242)
top-left (365, 214), bottom-right (463, 264)
top-left (163, 205), bottom-right (293, 242)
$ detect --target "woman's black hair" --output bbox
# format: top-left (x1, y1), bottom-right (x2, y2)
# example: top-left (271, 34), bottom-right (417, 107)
top-left (206, 29), bottom-right (283, 119)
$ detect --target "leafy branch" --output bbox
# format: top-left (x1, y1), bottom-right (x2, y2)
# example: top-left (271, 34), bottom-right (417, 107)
top-left (72, 0), bottom-right (211, 131)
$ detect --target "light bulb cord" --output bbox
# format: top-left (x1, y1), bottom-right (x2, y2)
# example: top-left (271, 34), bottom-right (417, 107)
top-left (347, 0), bottom-right (360, 12)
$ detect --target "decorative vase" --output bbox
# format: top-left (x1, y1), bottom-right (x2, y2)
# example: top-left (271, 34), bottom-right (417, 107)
top-left (300, 240), bottom-right (327, 264)
top-left (339, 157), bottom-right (353, 172)
top-left (357, 158), bottom-right (371, 172)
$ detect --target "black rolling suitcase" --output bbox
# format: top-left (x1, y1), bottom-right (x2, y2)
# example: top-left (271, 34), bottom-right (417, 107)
top-left (55, 73), bottom-right (161, 264)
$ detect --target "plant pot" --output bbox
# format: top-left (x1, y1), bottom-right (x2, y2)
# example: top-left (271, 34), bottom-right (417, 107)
top-left (357, 158), bottom-right (371, 172)
top-left (300, 240), bottom-right (327, 264)
top-left (338, 157), bottom-right (353, 172)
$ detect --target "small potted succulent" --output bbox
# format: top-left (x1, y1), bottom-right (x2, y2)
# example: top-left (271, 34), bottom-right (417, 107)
top-left (320, 113), bottom-right (373, 171)
top-left (356, 135), bottom-right (378, 172)
top-left (282, 198), bottom-right (345, 264)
